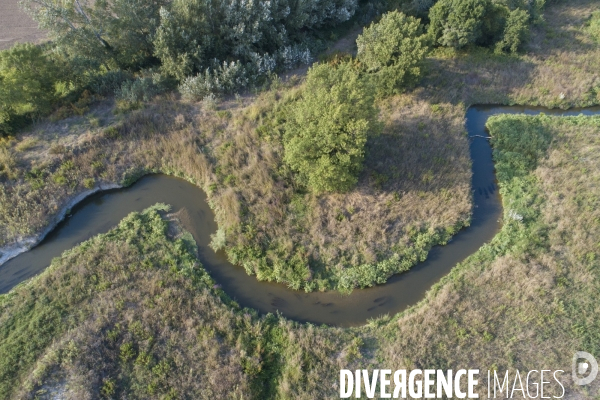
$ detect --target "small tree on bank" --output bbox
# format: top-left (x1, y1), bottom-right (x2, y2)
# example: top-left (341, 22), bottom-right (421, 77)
top-left (283, 63), bottom-right (379, 194)
top-left (356, 11), bottom-right (428, 97)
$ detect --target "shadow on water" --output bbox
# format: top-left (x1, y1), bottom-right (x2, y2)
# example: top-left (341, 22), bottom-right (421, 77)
top-left (1, 105), bottom-right (599, 327)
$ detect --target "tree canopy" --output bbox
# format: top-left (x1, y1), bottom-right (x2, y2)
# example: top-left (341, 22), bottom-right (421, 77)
top-left (427, 0), bottom-right (536, 52)
top-left (283, 63), bottom-right (379, 194)
top-left (21, 0), bottom-right (168, 70)
top-left (356, 11), bottom-right (428, 96)
top-left (0, 43), bottom-right (59, 135)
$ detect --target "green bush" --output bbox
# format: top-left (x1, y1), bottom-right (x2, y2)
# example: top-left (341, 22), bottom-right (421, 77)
top-left (178, 61), bottom-right (249, 100)
top-left (116, 76), bottom-right (162, 103)
top-left (356, 11), bottom-right (428, 96)
top-left (495, 8), bottom-right (530, 53)
top-left (586, 10), bottom-right (600, 41)
top-left (88, 70), bottom-right (132, 96)
top-left (427, 0), bottom-right (543, 52)
top-left (283, 63), bottom-right (379, 194)
top-left (428, 0), bottom-right (506, 49)
top-left (0, 43), bottom-right (60, 136)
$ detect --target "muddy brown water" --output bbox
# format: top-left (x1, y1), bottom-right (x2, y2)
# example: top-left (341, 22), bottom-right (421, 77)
top-left (1, 105), bottom-right (599, 326)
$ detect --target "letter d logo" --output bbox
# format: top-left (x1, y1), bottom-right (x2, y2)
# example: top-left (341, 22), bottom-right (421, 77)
top-left (573, 351), bottom-right (598, 386)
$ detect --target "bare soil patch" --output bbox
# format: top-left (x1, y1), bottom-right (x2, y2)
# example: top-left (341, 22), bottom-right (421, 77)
top-left (0, 0), bottom-right (45, 50)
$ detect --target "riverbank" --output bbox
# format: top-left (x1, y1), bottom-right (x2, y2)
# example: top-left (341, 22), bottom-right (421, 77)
top-left (0, 182), bottom-right (121, 266)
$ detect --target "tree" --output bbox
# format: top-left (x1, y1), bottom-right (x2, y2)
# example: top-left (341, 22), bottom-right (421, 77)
top-left (283, 63), bottom-right (379, 194)
top-left (356, 11), bottom-right (428, 96)
top-left (495, 8), bottom-right (530, 54)
top-left (428, 0), bottom-right (506, 49)
top-left (154, 0), bottom-right (358, 82)
top-left (20, 0), bottom-right (169, 70)
top-left (0, 43), bottom-right (59, 135)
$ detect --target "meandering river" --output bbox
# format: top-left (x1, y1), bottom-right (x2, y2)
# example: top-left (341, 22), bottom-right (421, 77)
top-left (1, 105), bottom-right (599, 326)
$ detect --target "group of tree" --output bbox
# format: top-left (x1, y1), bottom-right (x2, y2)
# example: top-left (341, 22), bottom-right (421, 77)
top-left (427, 0), bottom-right (544, 53)
top-left (4, 0), bottom-right (550, 191)
top-left (283, 10), bottom-right (427, 193)
top-left (20, 0), bottom-right (359, 98)
top-left (281, 0), bottom-right (547, 194)
top-left (1, 0), bottom-right (361, 135)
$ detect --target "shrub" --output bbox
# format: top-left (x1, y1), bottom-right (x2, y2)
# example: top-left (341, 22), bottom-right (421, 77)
top-left (116, 77), bottom-right (160, 103)
top-left (0, 147), bottom-right (18, 180)
top-left (0, 43), bottom-right (60, 135)
top-left (586, 10), bottom-right (600, 42)
top-left (83, 178), bottom-right (96, 189)
top-left (495, 8), bottom-right (530, 53)
top-left (283, 63), bottom-right (379, 194)
top-left (88, 70), bottom-right (132, 96)
top-left (428, 0), bottom-right (506, 49)
top-left (178, 61), bottom-right (248, 100)
top-left (356, 11), bottom-right (428, 96)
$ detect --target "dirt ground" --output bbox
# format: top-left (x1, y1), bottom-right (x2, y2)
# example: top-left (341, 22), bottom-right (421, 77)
top-left (0, 0), bottom-right (45, 50)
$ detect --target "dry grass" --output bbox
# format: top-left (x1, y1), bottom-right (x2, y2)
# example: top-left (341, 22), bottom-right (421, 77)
top-left (362, 114), bottom-right (600, 399)
top-left (419, 0), bottom-right (600, 108)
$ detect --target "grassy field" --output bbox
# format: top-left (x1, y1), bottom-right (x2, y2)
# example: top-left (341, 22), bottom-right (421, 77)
top-left (0, 0), bottom-right (45, 50)
top-left (3, 0), bottom-right (599, 292)
top-left (1, 112), bottom-right (599, 398)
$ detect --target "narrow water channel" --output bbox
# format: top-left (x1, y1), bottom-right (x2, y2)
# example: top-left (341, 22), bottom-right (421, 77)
top-left (1, 105), bottom-right (598, 326)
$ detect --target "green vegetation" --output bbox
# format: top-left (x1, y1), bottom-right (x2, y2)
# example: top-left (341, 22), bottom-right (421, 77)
top-left (586, 10), bottom-right (600, 41)
top-left (283, 63), bottom-right (378, 194)
top-left (153, 0), bottom-right (357, 82)
top-left (494, 8), bottom-right (531, 54)
top-left (0, 43), bottom-right (61, 135)
top-left (428, 0), bottom-right (535, 52)
top-left (428, 0), bottom-right (503, 49)
top-left (356, 11), bottom-right (428, 96)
